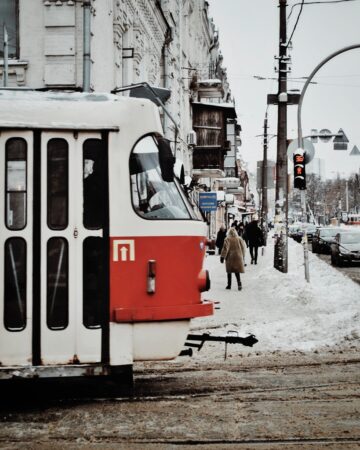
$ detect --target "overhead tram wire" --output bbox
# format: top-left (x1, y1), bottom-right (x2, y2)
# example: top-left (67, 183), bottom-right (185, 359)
top-left (288, 0), bottom-right (360, 20)
top-left (285, 0), bottom-right (305, 51)
top-left (253, 75), bottom-right (318, 84)
top-left (253, 75), bottom-right (360, 87)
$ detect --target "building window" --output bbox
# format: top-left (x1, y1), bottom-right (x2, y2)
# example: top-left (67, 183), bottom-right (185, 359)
top-left (0, 0), bottom-right (19, 58)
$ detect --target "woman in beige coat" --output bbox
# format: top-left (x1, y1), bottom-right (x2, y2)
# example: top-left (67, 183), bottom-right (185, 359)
top-left (220, 227), bottom-right (246, 290)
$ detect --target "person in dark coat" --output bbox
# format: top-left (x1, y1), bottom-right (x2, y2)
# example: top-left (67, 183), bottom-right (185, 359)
top-left (243, 221), bottom-right (249, 247)
top-left (220, 228), bottom-right (246, 290)
top-left (245, 217), bottom-right (263, 265)
top-left (215, 225), bottom-right (227, 255)
top-left (237, 222), bottom-right (245, 238)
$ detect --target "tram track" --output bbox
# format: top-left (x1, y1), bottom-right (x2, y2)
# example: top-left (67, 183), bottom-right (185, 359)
top-left (136, 355), bottom-right (360, 374)
top-left (2, 436), bottom-right (360, 448)
top-left (0, 352), bottom-right (359, 448)
top-left (94, 437), bottom-right (360, 446)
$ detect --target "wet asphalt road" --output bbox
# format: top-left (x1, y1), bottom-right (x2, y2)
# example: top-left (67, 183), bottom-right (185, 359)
top-left (0, 350), bottom-right (359, 449)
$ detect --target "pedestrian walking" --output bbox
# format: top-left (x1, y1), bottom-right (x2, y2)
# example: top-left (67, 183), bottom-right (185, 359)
top-left (245, 216), bottom-right (263, 265)
top-left (215, 225), bottom-right (227, 255)
top-left (220, 228), bottom-right (246, 290)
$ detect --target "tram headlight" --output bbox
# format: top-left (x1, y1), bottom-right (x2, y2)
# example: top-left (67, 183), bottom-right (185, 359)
top-left (198, 269), bottom-right (210, 292)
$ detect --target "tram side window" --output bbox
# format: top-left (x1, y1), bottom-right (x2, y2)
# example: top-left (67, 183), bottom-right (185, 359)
top-left (47, 139), bottom-right (68, 230)
top-left (47, 238), bottom-right (68, 330)
top-left (130, 136), bottom-right (192, 220)
top-left (83, 139), bottom-right (106, 230)
top-left (4, 238), bottom-right (27, 331)
top-left (83, 237), bottom-right (104, 328)
top-left (5, 138), bottom-right (27, 230)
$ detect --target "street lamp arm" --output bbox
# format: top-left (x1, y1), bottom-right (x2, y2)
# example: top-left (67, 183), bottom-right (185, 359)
top-left (297, 44), bottom-right (360, 147)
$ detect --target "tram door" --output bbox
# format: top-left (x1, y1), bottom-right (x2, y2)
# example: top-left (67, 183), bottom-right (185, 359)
top-left (0, 131), bottom-right (33, 366)
top-left (40, 132), bottom-right (108, 365)
top-left (0, 130), bottom-right (108, 367)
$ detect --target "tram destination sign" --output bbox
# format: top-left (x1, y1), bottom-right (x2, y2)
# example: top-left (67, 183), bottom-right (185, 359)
top-left (199, 192), bottom-right (217, 212)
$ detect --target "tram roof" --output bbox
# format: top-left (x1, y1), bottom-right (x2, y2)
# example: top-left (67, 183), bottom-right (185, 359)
top-left (0, 90), bottom-right (160, 132)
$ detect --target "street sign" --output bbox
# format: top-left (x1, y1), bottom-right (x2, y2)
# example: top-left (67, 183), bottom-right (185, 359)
top-left (319, 129), bottom-right (332, 143)
top-left (350, 145), bottom-right (360, 156)
top-left (199, 192), bottom-right (217, 212)
top-left (310, 129), bottom-right (318, 143)
top-left (287, 138), bottom-right (315, 164)
top-left (333, 128), bottom-right (349, 150)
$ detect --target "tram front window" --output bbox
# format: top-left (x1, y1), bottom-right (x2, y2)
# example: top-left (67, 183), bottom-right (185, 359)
top-left (130, 136), bottom-right (195, 220)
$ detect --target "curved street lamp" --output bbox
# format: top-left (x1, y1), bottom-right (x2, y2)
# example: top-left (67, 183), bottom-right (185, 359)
top-left (296, 44), bottom-right (360, 282)
top-left (297, 44), bottom-right (360, 147)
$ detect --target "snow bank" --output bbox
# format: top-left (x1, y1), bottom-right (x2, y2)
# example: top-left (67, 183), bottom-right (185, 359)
top-left (193, 237), bottom-right (360, 353)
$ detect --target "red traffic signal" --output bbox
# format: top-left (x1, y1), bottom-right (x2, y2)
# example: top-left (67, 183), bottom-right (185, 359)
top-left (293, 151), bottom-right (306, 190)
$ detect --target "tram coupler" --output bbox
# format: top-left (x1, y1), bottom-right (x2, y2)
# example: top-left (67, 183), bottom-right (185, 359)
top-left (184, 331), bottom-right (258, 359)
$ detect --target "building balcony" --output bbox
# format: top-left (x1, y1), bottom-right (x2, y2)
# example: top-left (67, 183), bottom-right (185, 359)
top-left (192, 146), bottom-right (226, 178)
top-left (192, 168), bottom-right (225, 179)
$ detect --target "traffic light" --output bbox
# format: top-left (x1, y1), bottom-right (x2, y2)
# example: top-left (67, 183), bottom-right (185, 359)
top-left (293, 151), bottom-right (306, 190)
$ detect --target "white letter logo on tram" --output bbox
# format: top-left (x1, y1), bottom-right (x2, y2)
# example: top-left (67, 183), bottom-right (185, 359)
top-left (113, 240), bottom-right (135, 262)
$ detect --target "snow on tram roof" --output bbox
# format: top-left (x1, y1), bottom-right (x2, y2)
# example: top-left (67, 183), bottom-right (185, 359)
top-left (0, 89), bottom-right (123, 102)
top-left (0, 89), bottom-right (160, 131)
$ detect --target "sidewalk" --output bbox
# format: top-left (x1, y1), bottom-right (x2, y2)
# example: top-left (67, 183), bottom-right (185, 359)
top-left (192, 237), bottom-right (360, 355)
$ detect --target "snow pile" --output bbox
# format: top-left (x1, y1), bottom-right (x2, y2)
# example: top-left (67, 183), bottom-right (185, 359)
top-left (193, 237), bottom-right (360, 353)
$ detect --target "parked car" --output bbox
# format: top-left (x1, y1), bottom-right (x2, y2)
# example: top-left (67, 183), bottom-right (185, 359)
top-left (288, 223), bottom-right (302, 240)
top-left (290, 223), bottom-right (318, 243)
top-left (330, 231), bottom-right (360, 266)
top-left (305, 224), bottom-right (318, 242)
top-left (312, 227), bottom-right (343, 254)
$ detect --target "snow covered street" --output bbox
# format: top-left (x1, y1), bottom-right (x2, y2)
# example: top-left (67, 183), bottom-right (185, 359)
top-left (193, 236), bottom-right (360, 355)
top-left (1, 237), bottom-right (359, 449)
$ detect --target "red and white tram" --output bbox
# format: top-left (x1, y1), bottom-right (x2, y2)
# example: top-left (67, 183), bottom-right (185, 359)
top-left (344, 213), bottom-right (360, 226)
top-left (0, 90), bottom-right (213, 380)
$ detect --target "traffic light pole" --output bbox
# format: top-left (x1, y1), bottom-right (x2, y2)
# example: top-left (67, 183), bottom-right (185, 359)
top-left (296, 43), bottom-right (360, 282)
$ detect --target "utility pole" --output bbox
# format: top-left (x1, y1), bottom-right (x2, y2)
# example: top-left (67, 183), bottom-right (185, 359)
top-left (274, 0), bottom-right (288, 273)
top-left (261, 112), bottom-right (268, 234)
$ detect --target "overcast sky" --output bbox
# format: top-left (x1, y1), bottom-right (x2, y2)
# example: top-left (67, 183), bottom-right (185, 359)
top-left (207, 0), bottom-right (360, 179)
